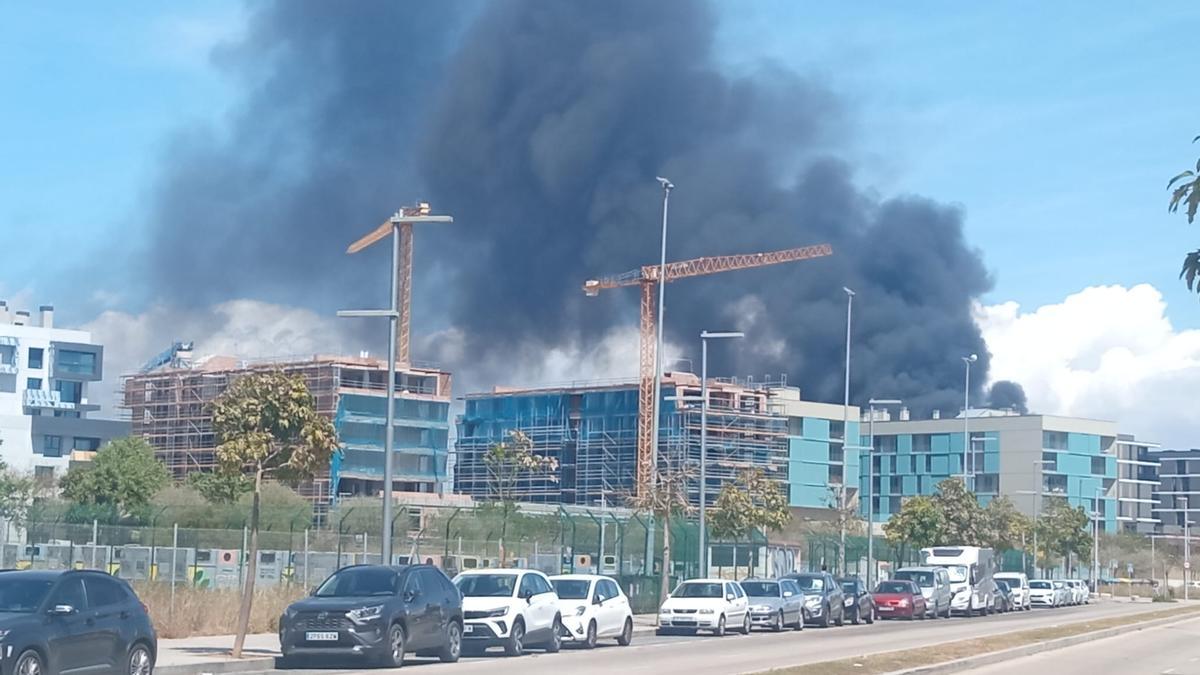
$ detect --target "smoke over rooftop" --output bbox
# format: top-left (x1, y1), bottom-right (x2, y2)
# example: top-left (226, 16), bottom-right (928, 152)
top-left (138, 0), bottom-right (997, 412)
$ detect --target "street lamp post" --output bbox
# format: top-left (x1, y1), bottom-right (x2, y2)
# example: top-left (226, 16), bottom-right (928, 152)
top-left (840, 287), bottom-right (854, 574)
top-left (1092, 487), bottom-right (1103, 594)
top-left (697, 331), bottom-right (744, 576)
top-left (1179, 496), bottom-right (1191, 601)
top-left (961, 354), bottom-right (978, 490)
top-left (648, 177), bottom-right (673, 563)
top-left (866, 398), bottom-right (902, 591)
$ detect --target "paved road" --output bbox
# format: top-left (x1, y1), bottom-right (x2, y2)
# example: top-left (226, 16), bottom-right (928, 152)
top-left (271, 601), bottom-right (1161, 675)
top-left (969, 614), bottom-right (1200, 675)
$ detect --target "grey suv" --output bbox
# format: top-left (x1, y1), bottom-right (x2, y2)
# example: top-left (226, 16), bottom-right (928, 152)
top-left (783, 572), bottom-right (845, 627)
top-left (280, 564), bottom-right (463, 668)
top-left (0, 569), bottom-right (158, 675)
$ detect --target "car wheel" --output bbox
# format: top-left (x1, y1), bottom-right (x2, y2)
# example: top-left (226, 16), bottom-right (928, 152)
top-left (835, 605), bottom-right (845, 627)
top-left (818, 605), bottom-right (830, 628)
top-left (129, 642), bottom-right (154, 675)
top-left (383, 623), bottom-right (407, 668)
top-left (617, 617), bottom-right (634, 646)
top-left (740, 613), bottom-right (751, 635)
top-left (584, 620), bottom-right (598, 649)
top-left (16, 650), bottom-right (43, 675)
top-left (794, 610), bottom-right (805, 631)
top-left (851, 606), bottom-right (861, 625)
top-left (504, 619), bottom-right (525, 657)
top-left (439, 621), bottom-right (462, 663)
top-left (773, 611), bottom-right (784, 632)
top-left (543, 616), bottom-right (562, 653)
top-left (866, 606), bottom-right (875, 624)
top-left (714, 614), bottom-right (727, 636)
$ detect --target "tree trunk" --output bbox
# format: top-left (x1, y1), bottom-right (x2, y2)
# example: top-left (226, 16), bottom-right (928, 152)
top-left (231, 470), bottom-right (262, 658)
top-left (659, 513), bottom-right (671, 605)
top-left (499, 502), bottom-right (510, 566)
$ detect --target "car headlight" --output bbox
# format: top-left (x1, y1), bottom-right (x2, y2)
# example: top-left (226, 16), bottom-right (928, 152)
top-left (659, 607), bottom-right (672, 614)
top-left (575, 605), bottom-right (588, 616)
top-left (805, 596), bottom-right (821, 607)
top-left (751, 605), bottom-right (770, 612)
top-left (481, 606), bottom-right (510, 618)
top-left (897, 599), bottom-right (909, 607)
top-left (844, 598), bottom-right (854, 606)
top-left (347, 604), bottom-right (384, 623)
top-left (697, 608), bottom-right (715, 614)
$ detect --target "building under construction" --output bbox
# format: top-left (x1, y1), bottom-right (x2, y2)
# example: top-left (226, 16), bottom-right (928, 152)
top-left (453, 373), bottom-right (788, 507)
top-left (122, 349), bottom-right (452, 509)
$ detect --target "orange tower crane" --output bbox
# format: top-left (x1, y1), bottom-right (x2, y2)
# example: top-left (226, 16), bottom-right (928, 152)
top-left (582, 243), bottom-right (834, 494)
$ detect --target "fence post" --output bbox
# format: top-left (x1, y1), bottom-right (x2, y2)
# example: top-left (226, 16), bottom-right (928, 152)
top-left (170, 523), bottom-right (178, 620)
top-left (240, 525), bottom-right (248, 585)
top-left (91, 519), bottom-right (99, 570)
top-left (303, 528), bottom-right (310, 590)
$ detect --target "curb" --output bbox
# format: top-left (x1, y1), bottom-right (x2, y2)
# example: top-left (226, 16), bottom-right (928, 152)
top-left (888, 610), bottom-right (1200, 675)
top-left (158, 658), bottom-right (278, 675)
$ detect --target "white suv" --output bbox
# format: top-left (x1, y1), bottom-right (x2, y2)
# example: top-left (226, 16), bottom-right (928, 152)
top-left (550, 574), bottom-right (635, 648)
top-left (657, 579), bottom-right (750, 636)
top-left (995, 573), bottom-right (1032, 611)
top-left (454, 569), bottom-right (562, 656)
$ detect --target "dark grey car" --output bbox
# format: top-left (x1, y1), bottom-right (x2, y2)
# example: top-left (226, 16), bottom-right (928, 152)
top-left (280, 564), bottom-right (463, 668)
top-left (0, 569), bottom-right (157, 675)
top-left (741, 579), bottom-right (804, 632)
top-left (783, 572), bottom-right (845, 627)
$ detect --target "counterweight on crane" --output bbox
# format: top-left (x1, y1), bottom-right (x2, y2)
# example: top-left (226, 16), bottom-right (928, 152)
top-left (582, 243), bottom-right (834, 494)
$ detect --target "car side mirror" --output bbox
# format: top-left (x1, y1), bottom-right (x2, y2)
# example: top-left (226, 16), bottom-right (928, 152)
top-left (783, 591), bottom-right (794, 598)
top-left (50, 604), bottom-right (76, 616)
top-left (520, 589), bottom-right (534, 601)
top-left (726, 593), bottom-right (735, 601)
top-left (404, 589), bottom-right (418, 603)
top-left (309, 586), bottom-right (319, 597)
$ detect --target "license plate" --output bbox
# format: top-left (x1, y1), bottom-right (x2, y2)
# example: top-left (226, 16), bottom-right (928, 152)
top-left (305, 632), bottom-right (339, 641)
top-left (464, 624), bottom-right (474, 634)
top-left (878, 607), bottom-right (893, 611)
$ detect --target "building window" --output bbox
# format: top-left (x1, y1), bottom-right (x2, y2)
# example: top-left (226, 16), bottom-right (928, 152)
top-left (34, 466), bottom-right (55, 483)
top-left (55, 380), bottom-right (82, 404)
top-left (26, 377), bottom-right (42, 390)
top-left (976, 473), bottom-right (999, 493)
top-left (1041, 451), bottom-right (1058, 471)
top-left (874, 435), bottom-right (897, 454)
top-left (73, 437), bottom-right (101, 452)
top-left (43, 435), bottom-right (63, 458)
top-left (830, 464), bottom-right (844, 484)
top-left (1091, 456), bottom-right (1107, 475)
top-left (53, 410), bottom-right (80, 418)
top-left (912, 434), bottom-right (932, 452)
top-left (1043, 431), bottom-right (1068, 450)
top-left (1043, 474), bottom-right (1067, 494)
top-left (28, 347), bottom-right (43, 369)
top-left (55, 349), bottom-right (97, 376)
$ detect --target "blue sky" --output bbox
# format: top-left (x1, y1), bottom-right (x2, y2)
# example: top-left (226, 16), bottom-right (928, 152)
top-left (2, 1), bottom-right (1199, 327)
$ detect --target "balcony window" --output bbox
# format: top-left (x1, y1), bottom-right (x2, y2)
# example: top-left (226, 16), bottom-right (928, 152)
top-left (1091, 456), bottom-right (1107, 475)
top-left (43, 435), bottom-right (63, 458)
top-left (56, 349), bottom-right (97, 376)
top-left (1043, 431), bottom-right (1069, 450)
top-left (26, 377), bottom-right (41, 390)
top-left (55, 380), bottom-right (82, 404)
top-left (1042, 451), bottom-right (1058, 471)
top-left (72, 437), bottom-right (101, 451)
top-left (28, 347), bottom-right (43, 369)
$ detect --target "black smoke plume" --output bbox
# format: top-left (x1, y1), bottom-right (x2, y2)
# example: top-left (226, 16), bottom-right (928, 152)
top-left (139, 0), bottom-right (998, 413)
top-left (987, 380), bottom-right (1029, 414)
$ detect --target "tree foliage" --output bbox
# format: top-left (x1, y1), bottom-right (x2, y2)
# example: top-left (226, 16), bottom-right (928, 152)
top-left (709, 468), bottom-right (791, 543)
top-left (884, 483), bottom-right (1031, 555)
top-left (0, 456), bottom-right (36, 530)
top-left (59, 437), bottom-right (169, 521)
top-left (1036, 498), bottom-right (1091, 566)
top-left (930, 478), bottom-right (988, 545)
top-left (626, 462), bottom-right (695, 605)
top-left (482, 430), bottom-right (558, 564)
top-left (982, 495), bottom-right (1032, 553)
top-left (212, 370), bottom-right (338, 658)
top-left (187, 471), bottom-right (252, 504)
top-left (884, 495), bottom-right (945, 551)
top-left (1166, 135), bottom-right (1200, 293)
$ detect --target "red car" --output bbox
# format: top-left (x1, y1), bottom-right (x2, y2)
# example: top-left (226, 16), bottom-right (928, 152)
top-left (873, 579), bottom-right (928, 620)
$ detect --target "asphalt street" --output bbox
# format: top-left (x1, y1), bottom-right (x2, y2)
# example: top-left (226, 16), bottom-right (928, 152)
top-left (969, 613), bottom-right (1200, 675)
top-left (273, 601), bottom-right (1163, 675)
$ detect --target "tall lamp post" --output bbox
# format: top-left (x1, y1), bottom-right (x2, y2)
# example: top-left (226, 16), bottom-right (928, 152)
top-left (648, 177), bottom-right (674, 564)
top-left (697, 331), bottom-right (744, 576)
top-left (866, 398), bottom-right (902, 590)
top-left (961, 354), bottom-right (978, 490)
top-left (839, 287), bottom-right (854, 574)
top-left (1092, 486), bottom-right (1103, 594)
top-left (1179, 496), bottom-right (1191, 601)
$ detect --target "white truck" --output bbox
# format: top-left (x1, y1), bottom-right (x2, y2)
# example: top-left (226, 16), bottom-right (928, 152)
top-left (920, 546), bottom-right (996, 617)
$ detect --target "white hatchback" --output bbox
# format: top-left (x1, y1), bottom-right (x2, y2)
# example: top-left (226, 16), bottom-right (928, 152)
top-left (454, 569), bottom-right (562, 656)
top-left (549, 574), bottom-right (635, 648)
top-left (657, 579), bottom-right (750, 636)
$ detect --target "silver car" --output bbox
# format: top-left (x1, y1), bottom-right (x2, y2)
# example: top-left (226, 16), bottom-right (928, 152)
top-left (741, 578), bottom-right (805, 632)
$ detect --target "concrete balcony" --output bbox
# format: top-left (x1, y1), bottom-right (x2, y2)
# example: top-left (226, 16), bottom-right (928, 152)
top-left (23, 389), bottom-right (99, 413)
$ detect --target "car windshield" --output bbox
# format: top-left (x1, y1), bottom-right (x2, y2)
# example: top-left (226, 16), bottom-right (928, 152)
top-left (788, 576), bottom-right (824, 591)
top-left (939, 565), bottom-right (968, 583)
top-left (839, 581), bottom-right (857, 594)
top-left (740, 582), bottom-right (779, 597)
top-left (1052, 581), bottom-right (1066, 589)
top-left (875, 581), bottom-right (912, 594)
top-left (674, 583), bottom-right (723, 598)
top-left (315, 567), bottom-right (397, 597)
top-left (455, 574), bottom-right (518, 598)
top-left (895, 571), bottom-right (934, 587)
top-left (1029, 581), bottom-right (1051, 589)
top-left (551, 579), bottom-right (591, 600)
top-left (996, 580), bottom-right (1010, 591)
top-left (0, 577), bottom-right (54, 613)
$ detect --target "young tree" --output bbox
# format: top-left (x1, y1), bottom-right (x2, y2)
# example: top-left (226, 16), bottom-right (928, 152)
top-left (1167, 135), bottom-right (1200, 292)
top-left (212, 370), bottom-right (338, 658)
top-left (482, 430), bottom-right (558, 564)
top-left (626, 463), bottom-right (695, 605)
top-left (931, 478), bottom-right (987, 545)
top-left (825, 484), bottom-right (864, 574)
top-left (709, 481), bottom-right (753, 576)
top-left (710, 468), bottom-right (791, 578)
top-left (1037, 498), bottom-right (1091, 573)
top-left (983, 495), bottom-right (1032, 553)
top-left (884, 495), bottom-right (945, 552)
top-left (0, 453), bottom-right (36, 535)
top-left (59, 437), bottom-right (169, 521)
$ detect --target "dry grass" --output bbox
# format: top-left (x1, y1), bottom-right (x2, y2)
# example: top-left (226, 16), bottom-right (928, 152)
top-left (133, 583), bottom-right (305, 639)
top-left (762, 605), bottom-right (1200, 675)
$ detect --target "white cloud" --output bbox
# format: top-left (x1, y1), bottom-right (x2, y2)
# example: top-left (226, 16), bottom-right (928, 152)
top-left (977, 284), bottom-right (1200, 448)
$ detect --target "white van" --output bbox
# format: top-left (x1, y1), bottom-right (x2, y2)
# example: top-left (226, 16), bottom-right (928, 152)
top-left (920, 546), bottom-right (996, 617)
top-left (994, 572), bottom-right (1032, 611)
top-left (892, 567), bottom-right (953, 618)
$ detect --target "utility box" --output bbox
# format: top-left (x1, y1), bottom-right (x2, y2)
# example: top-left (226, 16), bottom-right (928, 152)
top-left (116, 546), bottom-right (153, 582)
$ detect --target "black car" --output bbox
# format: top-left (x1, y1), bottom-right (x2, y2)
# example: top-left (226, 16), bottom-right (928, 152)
top-left (994, 579), bottom-right (1015, 613)
top-left (0, 569), bottom-right (157, 675)
top-left (782, 572), bottom-right (845, 627)
top-left (280, 564), bottom-right (463, 668)
top-left (837, 577), bottom-right (876, 625)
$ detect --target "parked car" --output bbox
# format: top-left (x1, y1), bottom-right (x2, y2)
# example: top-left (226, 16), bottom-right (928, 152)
top-left (1065, 579), bottom-right (1089, 604)
top-left (994, 572), bottom-right (1032, 611)
top-left (783, 572), bottom-right (845, 627)
top-left (657, 579), bottom-right (750, 636)
top-left (893, 566), bottom-right (952, 619)
top-left (454, 569), bottom-right (562, 656)
top-left (0, 569), bottom-right (158, 675)
top-left (741, 578), bottom-right (805, 632)
top-left (1028, 580), bottom-right (1059, 608)
top-left (1052, 580), bottom-right (1073, 606)
top-left (549, 574), bottom-right (634, 648)
top-left (872, 579), bottom-right (928, 620)
top-left (837, 577), bottom-right (876, 625)
top-left (993, 580), bottom-right (1014, 612)
top-left (281, 564), bottom-right (462, 668)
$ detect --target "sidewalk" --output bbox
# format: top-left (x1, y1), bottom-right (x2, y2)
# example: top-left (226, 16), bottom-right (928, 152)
top-left (157, 615), bottom-right (660, 675)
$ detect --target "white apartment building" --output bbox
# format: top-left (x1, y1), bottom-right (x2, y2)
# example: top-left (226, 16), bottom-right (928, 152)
top-left (0, 302), bottom-right (128, 481)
